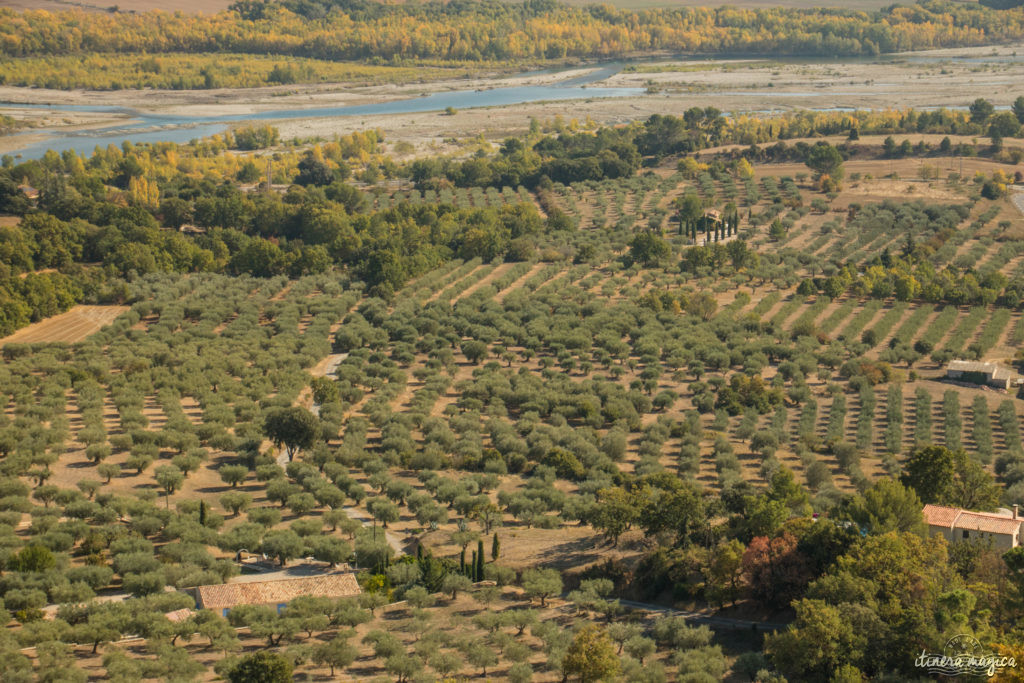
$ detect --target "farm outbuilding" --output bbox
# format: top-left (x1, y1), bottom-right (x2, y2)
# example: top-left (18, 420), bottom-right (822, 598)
top-left (17, 183), bottom-right (39, 202)
top-left (188, 573), bottom-right (361, 617)
top-left (945, 360), bottom-right (1018, 390)
top-left (923, 504), bottom-right (1024, 550)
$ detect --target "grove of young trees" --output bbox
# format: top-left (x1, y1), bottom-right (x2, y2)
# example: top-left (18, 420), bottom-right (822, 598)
top-left (2, 88), bottom-right (1024, 679)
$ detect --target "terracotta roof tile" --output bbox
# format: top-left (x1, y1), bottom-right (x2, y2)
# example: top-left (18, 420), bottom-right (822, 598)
top-left (196, 574), bottom-right (360, 610)
top-left (164, 608), bottom-right (194, 623)
top-left (924, 505), bottom-right (1023, 537)
top-left (956, 511), bottom-right (1022, 536)
top-left (922, 504), bottom-right (960, 527)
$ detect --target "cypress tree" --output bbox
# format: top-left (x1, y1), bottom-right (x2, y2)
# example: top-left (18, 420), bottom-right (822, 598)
top-left (470, 550), bottom-right (477, 579)
top-left (460, 548), bottom-right (466, 574)
top-left (477, 539), bottom-right (485, 577)
top-left (491, 532), bottom-right (500, 562)
top-left (199, 500), bottom-right (206, 525)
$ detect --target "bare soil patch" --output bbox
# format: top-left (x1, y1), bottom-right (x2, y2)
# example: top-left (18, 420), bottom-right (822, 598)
top-left (0, 305), bottom-right (128, 346)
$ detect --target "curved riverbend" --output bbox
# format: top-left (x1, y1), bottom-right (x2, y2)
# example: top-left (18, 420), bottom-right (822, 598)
top-left (1, 64), bottom-right (642, 158)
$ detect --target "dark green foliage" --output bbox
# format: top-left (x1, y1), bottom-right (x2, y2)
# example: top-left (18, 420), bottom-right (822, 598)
top-left (628, 232), bottom-right (671, 267)
top-left (263, 406), bottom-right (318, 461)
top-left (228, 651), bottom-right (293, 683)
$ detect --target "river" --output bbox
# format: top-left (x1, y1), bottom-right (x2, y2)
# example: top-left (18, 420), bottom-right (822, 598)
top-left (1, 63), bottom-right (642, 159)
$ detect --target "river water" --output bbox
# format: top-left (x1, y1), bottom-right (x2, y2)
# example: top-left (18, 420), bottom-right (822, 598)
top-left (1, 63), bottom-right (641, 159)
top-left (3, 51), bottom-right (1018, 159)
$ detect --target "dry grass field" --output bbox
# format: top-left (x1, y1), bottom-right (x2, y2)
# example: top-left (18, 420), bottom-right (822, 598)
top-left (0, 305), bottom-right (128, 346)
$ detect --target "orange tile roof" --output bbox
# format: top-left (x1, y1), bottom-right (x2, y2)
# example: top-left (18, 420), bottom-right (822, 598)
top-left (196, 574), bottom-right (360, 610)
top-left (922, 504), bottom-right (960, 527)
top-left (164, 608), bottom-right (194, 623)
top-left (923, 504), bottom-right (1022, 537)
top-left (957, 511), bottom-right (1022, 536)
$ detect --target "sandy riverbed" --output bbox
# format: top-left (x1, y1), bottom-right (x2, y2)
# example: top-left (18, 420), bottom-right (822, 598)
top-left (3, 44), bottom-right (1024, 157)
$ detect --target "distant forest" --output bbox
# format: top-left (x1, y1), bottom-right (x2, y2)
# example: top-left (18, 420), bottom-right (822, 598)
top-left (2, 0), bottom-right (1024, 62)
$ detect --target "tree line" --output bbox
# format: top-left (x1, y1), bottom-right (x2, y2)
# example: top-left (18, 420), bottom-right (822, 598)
top-left (3, 0), bottom-right (1024, 64)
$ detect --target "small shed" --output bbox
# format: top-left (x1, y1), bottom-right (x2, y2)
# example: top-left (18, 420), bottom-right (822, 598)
top-left (945, 360), bottom-right (1017, 390)
top-left (190, 574), bottom-right (361, 618)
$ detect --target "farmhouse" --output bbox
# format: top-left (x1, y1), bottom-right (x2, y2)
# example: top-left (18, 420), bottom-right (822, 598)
top-left (922, 504), bottom-right (1024, 550)
top-left (188, 573), bottom-right (361, 617)
top-left (945, 360), bottom-right (1018, 390)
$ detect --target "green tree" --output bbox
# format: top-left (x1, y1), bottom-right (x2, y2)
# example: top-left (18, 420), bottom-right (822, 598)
top-left (591, 487), bottom-right (638, 546)
top-left (623, 635), bottom-right (656, 665)
top-left (970, 97), bottom-right (995, 124)
top-left (1013, 95), bottom-right (1024, 124)
top-left (73, 605), bottom-right (127, 654)
top-left (774, 531), bottom-right (966, 678)
top-left (766, 598), bottom-right (870, 681)
top-left (562, 625), bottom-right (621, 683)
top-left (35, 642), bottom-right (87, 683)
top-left (263, 406), bottom-right (318, 461)
top-left (442, 572), bottom-right (472, 599)
top-left (261, 529), bottom-right (305, 566)
top-left (430, 651), bottom-right (463, 678)
top-left (628, 232), bottom-right (671, 267)
top-left (805, 143), bottom-right (844, 182)
top-left (466, 643), bottom-right (498, 677)
top-left (311, 536), bottom-right (351, 567)
top-left (386, 653), bottom-right (423, 682)
top-left (677, 192), bottom-right (704, 224)
top-left (947, 449), bottom-right (1002, 510)
top-left (706, 539), bottom-right (745, 607)
top-left (228, 651), bottom-right (293, 683)
top-left (218, 464), bottom-right (249, 487)
top-left (901, 444), bottom-right (955, 505)
top-left (8, 544), bottom-right (56, 572)
top-left (220, 491), bottom-right (252, 516)
top-left (902, 445), bottom-right (1000, 511)
top-left (842, 478), bottom-right (925, 535)
top-left (154, 465), bottom-right (184, 508)
top-left (522, 568), bottom-right (563, 607)
top-left (461, 340), bottom-right (489, 364)
top-left (97, 462), bottom-right (121, 483)
top-left (368, 496), bottom-right (400, 529)
top-left (312, 635), bottom-right (357, 676)
top-left (989, 111), bottom-right (1021, 141)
